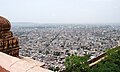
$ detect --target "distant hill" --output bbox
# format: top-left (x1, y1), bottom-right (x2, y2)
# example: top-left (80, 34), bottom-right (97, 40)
top-left (11, 22), bottom-right (41, 27)
top-left (11, 22), bottom-right (120, 27)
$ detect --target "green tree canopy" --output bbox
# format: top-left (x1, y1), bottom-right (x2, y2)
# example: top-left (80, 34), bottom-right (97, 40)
top-left (64, 55), bottom-right (89, 72)
top-left (64, 46), bottom-right (120, 72)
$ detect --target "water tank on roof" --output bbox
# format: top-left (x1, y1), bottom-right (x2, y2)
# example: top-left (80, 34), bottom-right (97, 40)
top-left (0, 16), bottom-right (11, 31)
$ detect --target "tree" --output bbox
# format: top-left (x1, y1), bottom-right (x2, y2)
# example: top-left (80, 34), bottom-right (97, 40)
top-left (90, 47), bottom-right (120, 72)
top-left (64, 55), bottom-right (89, 72)
top-left (90, 61), bottom-right (120, 72)
top-left (64, 47), bottom-right (120, 72)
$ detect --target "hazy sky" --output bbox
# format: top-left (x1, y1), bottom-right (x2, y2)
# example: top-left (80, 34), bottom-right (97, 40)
top-left (0, 0), bottom-right (120, 24)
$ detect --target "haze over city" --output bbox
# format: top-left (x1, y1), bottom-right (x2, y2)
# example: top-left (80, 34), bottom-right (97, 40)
top-left (0, 0), bottom-right (120, 24)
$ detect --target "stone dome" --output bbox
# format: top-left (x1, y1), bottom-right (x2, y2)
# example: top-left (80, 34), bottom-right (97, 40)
top-left (0, 16), bottom-right (11, 31)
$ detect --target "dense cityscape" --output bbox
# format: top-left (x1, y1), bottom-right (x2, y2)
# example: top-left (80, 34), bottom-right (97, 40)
top-left (12, 23), bottom-right (120, 70)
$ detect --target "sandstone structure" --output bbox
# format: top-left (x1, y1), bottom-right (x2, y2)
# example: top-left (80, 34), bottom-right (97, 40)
top-left (0, 16), bottom-right (19, 57)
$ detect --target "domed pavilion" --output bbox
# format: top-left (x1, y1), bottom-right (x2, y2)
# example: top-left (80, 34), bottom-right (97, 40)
top-left (0, 16), bottom-right (19, 57)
